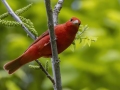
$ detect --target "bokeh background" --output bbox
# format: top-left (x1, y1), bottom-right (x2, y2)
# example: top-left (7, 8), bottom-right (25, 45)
top-left (0, 0), bottom-right (120, 90)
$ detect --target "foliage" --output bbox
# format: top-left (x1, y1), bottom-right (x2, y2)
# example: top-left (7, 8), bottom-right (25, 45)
top-left (0, 3), bottom-right (38, 36)
top-left (0, 0), bottom-right (120, 90)
top-left (71, 25), bottom-right (97, 51)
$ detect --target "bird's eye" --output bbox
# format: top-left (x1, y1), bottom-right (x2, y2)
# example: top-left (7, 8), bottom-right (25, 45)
top-left (78, 23), bottom-right (80, 25)
top-left (70, 18), bottom-right (73, 21)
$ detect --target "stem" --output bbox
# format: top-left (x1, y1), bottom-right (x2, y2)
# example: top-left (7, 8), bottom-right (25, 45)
top-left (44, 0), bottom-right (62, 90)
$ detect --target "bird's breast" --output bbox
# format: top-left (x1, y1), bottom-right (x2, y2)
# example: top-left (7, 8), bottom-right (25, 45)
top-left (56, 30), bottom-right (75, 54)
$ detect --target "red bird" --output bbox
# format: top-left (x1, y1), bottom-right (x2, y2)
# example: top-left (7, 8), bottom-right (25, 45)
top-left (3, 17), bottom-right (81, 74)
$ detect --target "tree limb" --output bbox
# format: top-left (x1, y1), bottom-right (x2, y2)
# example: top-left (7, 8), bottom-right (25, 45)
top-left (53, 0), bottom-right (64, 26)
top-left (44, 0), bottom-right (64, 90)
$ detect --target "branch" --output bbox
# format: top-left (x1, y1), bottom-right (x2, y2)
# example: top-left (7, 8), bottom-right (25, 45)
top-left (44, 0), bottom-right (64, 90)
top-left (53, 0), bottom-right (64, 26)
top-left (1, 0), bottom-right (54, 84)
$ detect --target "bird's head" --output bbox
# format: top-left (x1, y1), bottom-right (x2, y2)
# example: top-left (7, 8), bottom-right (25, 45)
top-left (66, 17), bottom-right (81, 29)
top-left (65, 17), bottom-right (81, 34)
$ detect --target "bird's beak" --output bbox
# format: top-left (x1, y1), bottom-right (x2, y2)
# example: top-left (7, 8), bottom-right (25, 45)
top-left (72, 20), bottom-right (79, 25)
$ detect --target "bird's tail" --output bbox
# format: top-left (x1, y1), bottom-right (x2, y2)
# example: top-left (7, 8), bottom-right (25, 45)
top-left (3, 55), bottom-right (23, 74)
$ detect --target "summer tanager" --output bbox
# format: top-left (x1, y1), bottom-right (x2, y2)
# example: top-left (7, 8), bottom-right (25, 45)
top-left (3, 17), bottom-right (81, 74)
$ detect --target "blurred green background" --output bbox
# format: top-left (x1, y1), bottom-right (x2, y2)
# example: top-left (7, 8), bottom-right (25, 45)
top-left (0, 0), bottom-right (120, 90)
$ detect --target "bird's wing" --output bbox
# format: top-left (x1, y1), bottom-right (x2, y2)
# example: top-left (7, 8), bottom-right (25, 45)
top-left (31, 30), bottom-right (49, 46)
top-left (24, 30), bottom-right (49, 53)
top-left (27, 25), bottom-right (60, 48)
top-left (24, 24), bottom-right (61, 53)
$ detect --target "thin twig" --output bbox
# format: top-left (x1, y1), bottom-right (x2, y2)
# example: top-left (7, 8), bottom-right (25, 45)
top-left (1, 0), bottom-right (54, 84)
top-left (79, 25), bottom-right (89, 36)
top-left (35, 60), bottom-right (55, 85)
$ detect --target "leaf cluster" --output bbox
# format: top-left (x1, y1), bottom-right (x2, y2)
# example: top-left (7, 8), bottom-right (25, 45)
top-left (71, 25), bottom-right (97, 51)
top-left (0, 3), bottom-right (38, 36)
top-left (29, 60), bottom-right (49, 72)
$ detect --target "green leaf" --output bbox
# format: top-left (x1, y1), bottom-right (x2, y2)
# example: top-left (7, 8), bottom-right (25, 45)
top-left (83, 37), bottom-right (88, 46)
top-left (70, 41), bottom-right (76, 52)
top-left (87, 37), bottom-right (91, 47)
top-left (45, 60), bottom-right (49, 72)
top-left (0, 12), bottom-right (9, 19)
top-left (79, 37), bottom-right (82, 43)
top-left (0, 19), bottom-right (21, 26)
top-left (15, 3), bottom-right (33, 15)
top-left (82, 36), bottom-right (97, 47)
top-left (29, 65), bottom-right (40, 69)
top-left (78, 24), bottom-right (89, 36)
top-left (0, 3), bottom-right (33, 19)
